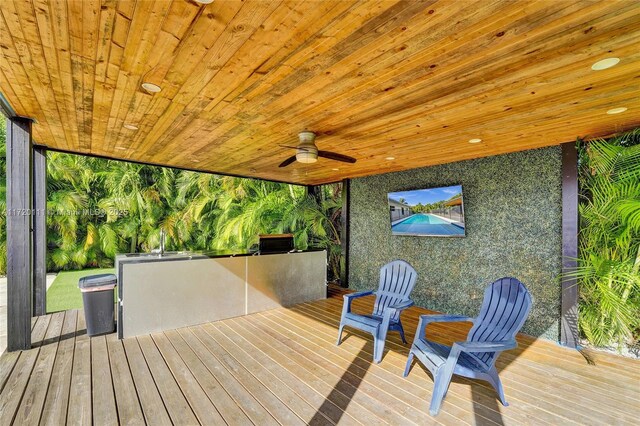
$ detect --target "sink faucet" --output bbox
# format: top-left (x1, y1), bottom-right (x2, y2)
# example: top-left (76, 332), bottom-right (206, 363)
top-left (159, 228), bottom-right (166, 256)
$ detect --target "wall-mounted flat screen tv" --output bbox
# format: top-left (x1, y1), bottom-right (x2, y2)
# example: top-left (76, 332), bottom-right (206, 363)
top-left (388, 185), bottom-right (465, 237)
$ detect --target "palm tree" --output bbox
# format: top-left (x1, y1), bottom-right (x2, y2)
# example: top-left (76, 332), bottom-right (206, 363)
top-left (1, 123), bottom-right (343, 278)
top-left (572, 129), bottom-right (640, 349)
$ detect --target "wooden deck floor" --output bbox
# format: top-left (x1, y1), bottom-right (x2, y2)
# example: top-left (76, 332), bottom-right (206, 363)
top-left (1, 286), bottom-right (638, 425)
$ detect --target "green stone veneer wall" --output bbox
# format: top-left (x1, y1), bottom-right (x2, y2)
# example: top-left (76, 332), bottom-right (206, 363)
top-left (348, 146), bottom-right (562, 340)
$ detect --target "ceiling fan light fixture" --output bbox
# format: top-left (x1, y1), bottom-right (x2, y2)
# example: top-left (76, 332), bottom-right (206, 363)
top-left (279, 130), bottom-right (356, 168)
top-left (295, 131), bottom-right (319, 163)
top-left (296, 151), bottom-right (318, 163)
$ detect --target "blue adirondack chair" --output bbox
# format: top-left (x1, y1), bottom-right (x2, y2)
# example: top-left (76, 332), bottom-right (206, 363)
top-left (336, 260), bottom-right (417, 363)
top-left (403, 277), bottom-right (532, 416)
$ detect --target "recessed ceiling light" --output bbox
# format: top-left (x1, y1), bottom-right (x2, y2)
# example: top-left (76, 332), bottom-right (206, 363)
top-left (141, 82), bottom-right (162, 93)
top-left (115, 146), bottom-right (127, 150)
top-left (385, 156), bottom-right (395, 160)
top-left (468, 138), bottom-right (482, 143)
top-left (194, 0), bottom-right (214, 4)
top-left (331, 168), bottom-right (339, 171)
top-left (607, 107), bottom-right (627, 114)
top-left (591, 57), bottom-right (620, 71)
top-left (123, 123), bottom-right (138, 130)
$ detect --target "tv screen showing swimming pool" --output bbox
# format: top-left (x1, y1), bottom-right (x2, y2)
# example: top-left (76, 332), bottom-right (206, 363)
top-left (387, 185), bottom-right (465, 237)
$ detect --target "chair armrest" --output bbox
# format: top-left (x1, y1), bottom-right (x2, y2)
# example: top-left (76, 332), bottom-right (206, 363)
top-left (420, 314), bottom-right (475, 326)
top-left (343, 290), bottom-right (374, 300)
top-left (342, 290), bottom-right (374, 314)
top-left (413, 314), bottom-right (474, 344)
top-left (453, 340), bottom-right (517, 353)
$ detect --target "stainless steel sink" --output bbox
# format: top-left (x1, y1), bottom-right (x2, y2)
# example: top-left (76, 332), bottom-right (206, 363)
top-left (124, 251), bottom-right (192, 258)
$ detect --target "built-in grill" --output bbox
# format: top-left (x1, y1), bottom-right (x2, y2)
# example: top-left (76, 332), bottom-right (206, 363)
top-left (258, 234), bottom-right (294, 253)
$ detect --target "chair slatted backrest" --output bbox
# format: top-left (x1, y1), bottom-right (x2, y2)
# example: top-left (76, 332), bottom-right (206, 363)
top-left (466, 277), bottom-right (532, 370)
top-left (372, 260), bottom-right (418, 322)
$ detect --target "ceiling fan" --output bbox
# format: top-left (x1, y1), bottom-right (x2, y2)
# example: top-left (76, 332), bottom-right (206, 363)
top-left (279, 131), bottom-right (357, 168)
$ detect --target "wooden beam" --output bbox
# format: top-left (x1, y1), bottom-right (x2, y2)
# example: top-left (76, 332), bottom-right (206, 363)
top-left (33, 146), bottom-right (47, 316)
top-left (6, 116), bottom-right (33, 351)
top-left (340, 179), bottom-right (350, 288)
top-left (561, 142), bottom-right (579, 348)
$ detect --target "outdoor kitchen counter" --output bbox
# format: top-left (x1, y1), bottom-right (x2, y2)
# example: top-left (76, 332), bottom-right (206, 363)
top-left (115, 249), bottom-right (327, 338)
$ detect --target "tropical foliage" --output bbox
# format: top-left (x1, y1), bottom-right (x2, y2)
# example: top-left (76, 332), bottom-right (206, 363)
top-left (0, 119), bottom-right (344, 280)
top-left (574, 129), bottom-right (640, 349)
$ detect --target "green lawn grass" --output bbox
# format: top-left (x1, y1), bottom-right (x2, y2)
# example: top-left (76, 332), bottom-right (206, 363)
top-left (46, 268), bottom-right (115, 313)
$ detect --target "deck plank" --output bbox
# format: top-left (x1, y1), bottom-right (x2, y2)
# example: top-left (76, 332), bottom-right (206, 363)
top-left (0, 288), bottom-right (638, 426)
top-left (13, 311), bottom-right (65, 425)
top-left (151, 332), bottom-right (226, 425)
top-left (228, 315), bottom-right (421, 425)
top-left (164, 328), bottom-right (254, 425)
top-left (196, 324), bottom-right (343, 425)
top-left (136, 334), bottom-right (199, 425)
top-left (0, 351), bottom-right (20, 394)
top-left (242, 313), bottom-right (427, 425)
top-left (0, 315), bottom-right (50, 425)
top-left (218, 317), bottom-right (388, 425)
top-left (178, 326), bottom-right (276, 425)
top-left (106, 333), bottom-right (145, 425)
top-left (40, 309), bottom-right (78, 426)
top-left (91, 335), bottom-right (118, 425)
top-left (202, 323), bottom-right (321, 426)
top-left (121, 338), bottom-right (172, 426)
top-left (67, 310), bottom-right (92, 425)
top-left (197, 323), bottom-right (306, 426)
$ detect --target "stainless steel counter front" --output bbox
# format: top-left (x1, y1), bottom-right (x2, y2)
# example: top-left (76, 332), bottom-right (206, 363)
top-left (116, 250), bottom-right (326, 338)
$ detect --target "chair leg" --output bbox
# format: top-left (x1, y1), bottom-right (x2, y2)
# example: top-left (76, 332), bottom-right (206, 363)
top-left (397, 320), bottom-right (407, 344)
top-left (373, 326), bottom-right (388, 364)
top-left (486, 367), bottom-right (508, 406)
top-left (429, 364), bottom-right (455, 416)
top-left (336, 324), bottom-right (345, 346)
top-left (403, 351), bottom-right (414, 377)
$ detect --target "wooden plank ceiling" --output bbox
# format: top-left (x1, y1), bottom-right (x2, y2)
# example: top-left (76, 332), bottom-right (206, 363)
top-left (1, 0), bottom-right (639, 185)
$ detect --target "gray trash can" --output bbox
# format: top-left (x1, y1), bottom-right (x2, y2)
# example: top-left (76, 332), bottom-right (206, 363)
top-left (79, 273), bottom-right (117, 336)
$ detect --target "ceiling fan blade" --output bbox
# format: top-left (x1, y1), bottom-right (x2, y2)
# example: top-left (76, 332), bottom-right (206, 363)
top-left (279, 144), bottom-right (315, 152)
top-left (279, 155), bottom-right (298, 168)
top-left (318, 150), bottom-right (356, 163)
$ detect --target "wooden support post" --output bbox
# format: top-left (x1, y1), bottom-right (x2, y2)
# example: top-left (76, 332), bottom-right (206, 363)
top-left (33, 147), bottom-right (47, 316)
top-left (6, 117), bottom-right (33, 351)
top-left (340, 179), bottom-right (351, 288)
top-left (561, 142), bottom-right (579, 348)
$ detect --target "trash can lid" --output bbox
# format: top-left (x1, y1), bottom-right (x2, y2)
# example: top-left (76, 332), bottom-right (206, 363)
top-left (78, 273), bottom-right (117, 289)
